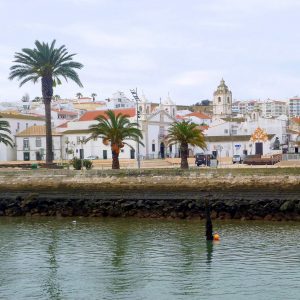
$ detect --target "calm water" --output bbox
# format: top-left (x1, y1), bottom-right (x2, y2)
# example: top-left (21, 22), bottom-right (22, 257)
top-left (0, 218), bottom-right (299, 300)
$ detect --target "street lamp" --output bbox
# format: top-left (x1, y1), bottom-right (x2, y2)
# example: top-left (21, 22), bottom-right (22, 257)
top-left (78, 138), bottom-right (85, 170)
top-left (130, 88), bottom-right (141, 169)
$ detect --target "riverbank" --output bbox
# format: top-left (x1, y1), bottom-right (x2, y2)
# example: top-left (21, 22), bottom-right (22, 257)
top-left (0, 169), bottom-right (299, 220)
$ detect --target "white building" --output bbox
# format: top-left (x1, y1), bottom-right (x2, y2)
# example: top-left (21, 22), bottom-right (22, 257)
top-left (289, 97), bottom-right (300, 117)
top-left (15, 125), bottom-right (62, 161)
top-left (261, 100), bottom-right (287, 118)
top-left (0, 112), bottom-right (45, 161)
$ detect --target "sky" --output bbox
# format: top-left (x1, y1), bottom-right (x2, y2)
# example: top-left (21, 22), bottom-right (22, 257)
top-left (0, 0), bottom-right (300, 105)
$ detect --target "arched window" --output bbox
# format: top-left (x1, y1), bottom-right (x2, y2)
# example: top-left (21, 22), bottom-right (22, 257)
top-left (218, 97), bottom-right (221, 103)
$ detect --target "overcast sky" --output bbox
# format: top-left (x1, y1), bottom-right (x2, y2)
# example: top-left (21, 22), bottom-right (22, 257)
top-left (0, 0), bottom-right (300, 104)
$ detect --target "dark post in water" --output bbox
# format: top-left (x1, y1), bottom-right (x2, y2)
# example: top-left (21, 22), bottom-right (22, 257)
top-left (205, 199), bottom-right (213, 241)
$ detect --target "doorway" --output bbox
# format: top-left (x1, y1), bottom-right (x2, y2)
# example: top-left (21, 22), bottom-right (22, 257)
top-left (103, 150), bottom-right (107, 159)
top-left (130, 149), bottom-right (135, 159)
top-left (255, 142), bottom-right (263, 155)
top-left (160, 142), bottom-right (165, 159)
top-left (23, 152), bottom-right (30, 161)
top-left (79, 149), bottom-right (84, 159)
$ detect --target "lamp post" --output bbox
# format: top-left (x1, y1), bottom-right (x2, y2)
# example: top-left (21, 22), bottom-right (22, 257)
top-left (78, 138), bottom-right (85, 170)
top-left (130, 88), bottom-right (141, 169)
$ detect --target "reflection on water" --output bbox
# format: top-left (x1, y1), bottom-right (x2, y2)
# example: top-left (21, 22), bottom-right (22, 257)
top-left (0, 218), bottom-right (300, 300)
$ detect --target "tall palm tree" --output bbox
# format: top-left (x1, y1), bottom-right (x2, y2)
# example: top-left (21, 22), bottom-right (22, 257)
top-left (91, 93), bottom-right (97, 101)
top-left (88, 110), bottom-right (143, 169)
top-left (76, 92), bottom-right (83, 99)
top-left (0, 116), bottom-right (13, 147)
top-left (167, 120), bottom-right (206, 169)
top-left (9, 40), bottom-right (83, 165)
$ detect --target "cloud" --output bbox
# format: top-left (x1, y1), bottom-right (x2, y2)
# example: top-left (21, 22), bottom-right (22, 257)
top-left (171, 70), bottom-right (221, 86)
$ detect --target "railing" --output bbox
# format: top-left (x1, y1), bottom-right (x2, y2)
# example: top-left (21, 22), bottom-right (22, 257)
top-left (282, 153), bottom-right (300, 161)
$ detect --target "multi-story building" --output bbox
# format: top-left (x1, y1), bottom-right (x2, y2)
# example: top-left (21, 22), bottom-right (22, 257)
top-left (261, 100), bottom-right (287, 118)
top-left (0, 112), bottom-right (45, 161)
top-left (289, 97), bottom-right (300, 117)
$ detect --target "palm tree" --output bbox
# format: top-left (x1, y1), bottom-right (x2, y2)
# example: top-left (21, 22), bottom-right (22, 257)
top-left (167, 120), bottom-right (206, 169)
top-left (9, 40), bottom-right (83, 165)
top-left (91, 93), bottom-right (97, 101)
top-left (53, 95), bottom-right (60, 101)
top-left (76, 92), bottom-right (83, 99)
top-left (88, 110), bottom-right (143, 169)
top-left (0, 116), bottom-right (13, 147)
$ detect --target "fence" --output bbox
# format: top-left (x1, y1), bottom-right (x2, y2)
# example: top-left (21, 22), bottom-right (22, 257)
top-left (282, 154), bottom-right (300, 161)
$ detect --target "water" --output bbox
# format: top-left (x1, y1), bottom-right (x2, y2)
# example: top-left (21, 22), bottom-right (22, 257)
top-left (0, 218), bottom-right (299, 300)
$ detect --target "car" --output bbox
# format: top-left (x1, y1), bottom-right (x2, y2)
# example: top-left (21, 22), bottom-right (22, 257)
top-left (86, 155), bottom-right (99, 160)
top-left (232, 154), bottom-right (244, 164)
top-left (195, 153), bottom-right (214, 166)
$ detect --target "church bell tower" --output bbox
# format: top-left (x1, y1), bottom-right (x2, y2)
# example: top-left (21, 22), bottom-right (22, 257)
top-left (213, 79), bottom-right (232, 117)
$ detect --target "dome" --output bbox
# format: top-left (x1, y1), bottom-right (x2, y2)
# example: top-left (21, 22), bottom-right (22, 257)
top-left (214, 78), bottom-right (231, 96)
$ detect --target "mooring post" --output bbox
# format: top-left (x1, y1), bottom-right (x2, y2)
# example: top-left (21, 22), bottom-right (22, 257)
top-left (205, 199), bottom-right (213, 241)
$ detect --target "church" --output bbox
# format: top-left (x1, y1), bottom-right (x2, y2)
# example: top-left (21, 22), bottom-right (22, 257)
top-left (197, 79), bottom-right (287, 159)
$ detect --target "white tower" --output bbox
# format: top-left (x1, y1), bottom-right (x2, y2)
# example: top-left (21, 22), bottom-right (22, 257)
top-left (162, 95), bottom-right (177, 117)
top-left (213, 79), bottom-right (232, 116)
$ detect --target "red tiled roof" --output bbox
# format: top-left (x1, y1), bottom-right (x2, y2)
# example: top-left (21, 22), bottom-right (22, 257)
top-left (186, 112), bottom-right (211, 119)
top-left (292, 117), bottom-right (300, 124)
top-left (79, 108), bottom-right (136, 121)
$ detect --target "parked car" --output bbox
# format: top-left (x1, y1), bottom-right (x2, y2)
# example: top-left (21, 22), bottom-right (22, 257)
top-left (195, 153), bottom-right (214, 166)
top-left (86, 155), bottom-right (99, 160)
top-left (232, 154), bottom-right (245, 164)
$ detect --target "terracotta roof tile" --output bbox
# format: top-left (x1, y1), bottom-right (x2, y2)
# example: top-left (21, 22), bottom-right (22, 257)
top-left (16, 125), bottom-right (61, 136)
top-left (79, 108), bottom-right (136, 121)
top-left (186, 112), bottom-right (212, 119)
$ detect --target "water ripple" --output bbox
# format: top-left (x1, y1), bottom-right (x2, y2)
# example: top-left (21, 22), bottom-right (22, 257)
top-left (0, 218), bottom-right (300, 300)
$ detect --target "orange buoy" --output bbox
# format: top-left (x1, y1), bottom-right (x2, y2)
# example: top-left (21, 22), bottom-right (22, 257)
top-left (213, 233), bottom-right (220, 241)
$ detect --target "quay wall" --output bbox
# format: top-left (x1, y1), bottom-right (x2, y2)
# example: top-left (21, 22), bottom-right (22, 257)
top-left (0, 173), bottom-right (300, 221)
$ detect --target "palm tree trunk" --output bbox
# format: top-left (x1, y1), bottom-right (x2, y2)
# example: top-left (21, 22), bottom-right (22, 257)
top-left (180, 142), bottom-right (189, 169)
top-left (112, 150), bottom-right (120, 169)
top-left (42, 76), bottom-right (53, 165)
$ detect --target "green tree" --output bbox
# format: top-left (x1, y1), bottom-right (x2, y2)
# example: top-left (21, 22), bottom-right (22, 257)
top-left (9, 40), bottom-right (83, 165)
top-left (167, 120), bottom-right (206, 169)
top-left (88, 110), bottom-right (143, 169)
top-left (0, 116), bottom-right (13, 147)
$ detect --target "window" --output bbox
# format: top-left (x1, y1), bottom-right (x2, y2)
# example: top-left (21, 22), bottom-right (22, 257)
top-left (36, 138), bottom-right (41, 147)
top-left (23, 138), bottom-right (29, 149)
top-left (152, 144), bottom-right (155, 152)
top-left (227, 97), bottom-right (230, 103)
top-left (169, 145), bottom-right (172, 153)
top-left (77, 136), bottom-right (81, 145)
top-left (17, 122), bottom-right (20, 131)
top-left (218, 97), bottom-right (221, 103)
top-left (224, 129), bottom-right (228, 134)
top-left (26, 123), bottom-right (28, 129)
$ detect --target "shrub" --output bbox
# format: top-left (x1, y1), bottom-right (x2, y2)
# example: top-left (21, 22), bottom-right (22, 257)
top-left (71, 157), bottom-right (82, 170)
top-left (83, 159), bottom-right (93, 170)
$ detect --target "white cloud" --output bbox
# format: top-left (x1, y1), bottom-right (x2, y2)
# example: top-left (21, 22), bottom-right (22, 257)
top-left (171, 70), bottom-right (221, 86)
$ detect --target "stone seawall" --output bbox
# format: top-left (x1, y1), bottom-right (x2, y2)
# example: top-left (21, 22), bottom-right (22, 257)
top-left (0, 173), bottom-right (300, 221)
